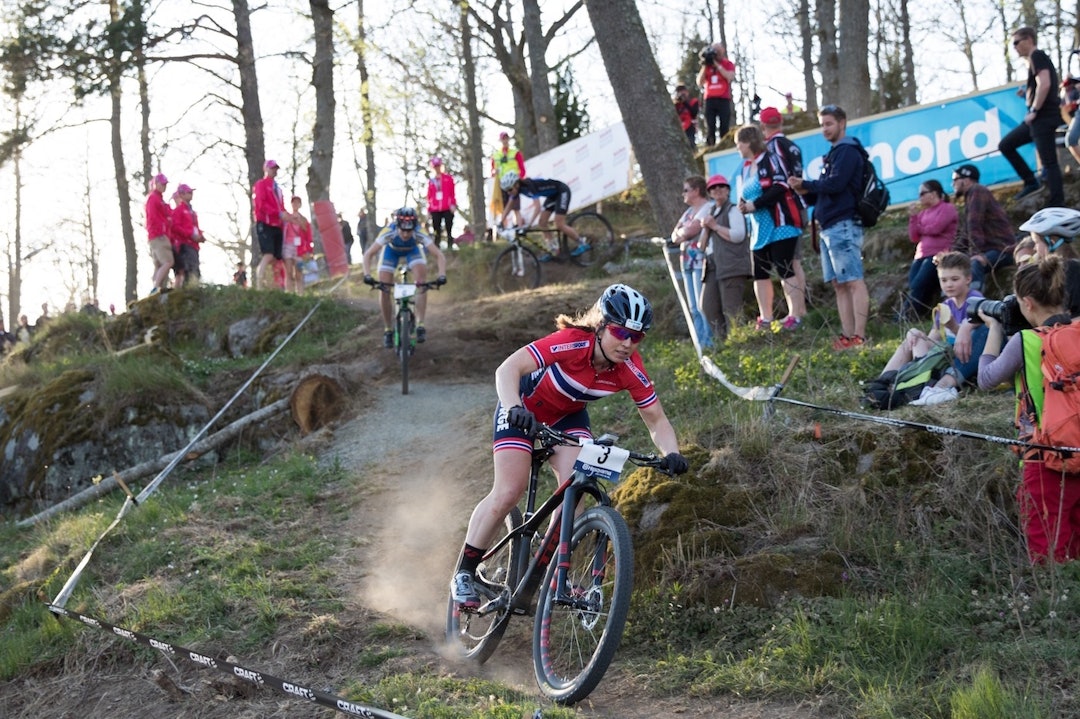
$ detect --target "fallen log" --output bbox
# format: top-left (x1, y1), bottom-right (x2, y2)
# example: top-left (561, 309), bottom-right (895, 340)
top-left (16, 398), bottom-right (290, 527)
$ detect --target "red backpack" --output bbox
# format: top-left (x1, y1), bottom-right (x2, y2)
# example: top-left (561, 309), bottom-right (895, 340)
top-left (1033, 322), bottom-right (1080, 473)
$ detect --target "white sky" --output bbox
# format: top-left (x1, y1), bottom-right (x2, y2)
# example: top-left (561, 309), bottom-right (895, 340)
top-left (0, 0), bottom-right (1035, 321)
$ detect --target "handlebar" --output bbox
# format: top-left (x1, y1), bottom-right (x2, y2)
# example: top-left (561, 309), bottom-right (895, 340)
top-left (532, 423), bottom-right (674, 475)
top-left (363, 276), bottom-right (445, 292)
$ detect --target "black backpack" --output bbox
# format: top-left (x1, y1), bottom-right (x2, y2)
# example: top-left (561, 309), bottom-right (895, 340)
top-left (860, 345), bottom-right (951, 410)
top-left (856, 146), bottom-right (890, 228)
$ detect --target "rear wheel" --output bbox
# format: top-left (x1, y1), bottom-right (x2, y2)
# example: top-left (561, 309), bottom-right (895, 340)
top-left (532, 505), bottom-right (632, 705)
top-left (398, 308), bottom-right (412, 395)
top-left (566, 211), bottom-right (616, 267)
top-left (445, 509), bottom-right (525, 663)
top-left (492, 244), bottom-right (541, 292)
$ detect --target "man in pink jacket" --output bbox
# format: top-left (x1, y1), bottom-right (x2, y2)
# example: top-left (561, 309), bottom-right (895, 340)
top-left (427, 156), bottom-right (457, 250)
top-left (145, 173), bottom-right (173, 294)
top-left (252, 159), bottom-right (287, 289)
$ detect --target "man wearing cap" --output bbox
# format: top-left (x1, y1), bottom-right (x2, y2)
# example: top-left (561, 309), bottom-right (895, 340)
top-left (427, 156), bottom-right (458, 250)
top-left (761, 106), bottom-right (809, 313)
top-left (145, 173), bottom-right (173, 294)
top-left (700, 174), bottom-right (750, 341)
top-left (674, 84), bottom-right (700, 149)
top-left (252, 160), bottom-right (287, 290)
top-left (491, 132), bottom-right (526, 232)
top-left (789, 104), bottom-right (869, 350)
top-left (169, 184), bottom-right (203, 288)
top-left (951, 163), bottom-right (1015, 292)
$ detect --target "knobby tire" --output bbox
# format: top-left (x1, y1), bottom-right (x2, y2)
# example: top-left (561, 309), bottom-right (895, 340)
top-left (492, 244), bottom-right (541, 292)
top-left (532, 505), bottom-right (633, 705)
top-left (566, 211), bottom-right (616, 268)
top-left (445, 508), bottom-right (525, 664)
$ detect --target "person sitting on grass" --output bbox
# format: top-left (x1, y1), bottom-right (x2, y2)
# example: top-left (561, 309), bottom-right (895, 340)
top-left (877, 251), bottom-right (988, 406)
top-left (498, 171), bottom-right (588, 262)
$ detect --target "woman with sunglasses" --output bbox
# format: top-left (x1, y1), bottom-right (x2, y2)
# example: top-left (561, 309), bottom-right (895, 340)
top-left (450, 283), bottom-right (689, 610)
top-left (901, 179), bottom-right (958, 320)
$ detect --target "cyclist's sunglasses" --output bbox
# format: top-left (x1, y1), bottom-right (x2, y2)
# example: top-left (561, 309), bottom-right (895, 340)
top-left (607, 324), bottom-right (645, 343)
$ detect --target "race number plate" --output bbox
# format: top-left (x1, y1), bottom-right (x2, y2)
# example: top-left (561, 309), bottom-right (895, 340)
top-left (394, 283), bottom-right (417, 300)
top-left (573, 442), bottom-right (630, 483)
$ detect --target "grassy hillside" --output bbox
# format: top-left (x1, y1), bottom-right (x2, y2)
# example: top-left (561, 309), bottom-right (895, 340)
top-left (2, 195), bottom-right (1080, 717)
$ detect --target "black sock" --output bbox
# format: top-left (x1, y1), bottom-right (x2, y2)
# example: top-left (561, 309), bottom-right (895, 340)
top-left (459, 543), bottom-right (485, 574)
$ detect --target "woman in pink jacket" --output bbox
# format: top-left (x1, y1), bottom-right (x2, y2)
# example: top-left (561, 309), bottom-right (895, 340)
top-left (427, 156), bottom-right (457, 250)
top-left (902, 179), bottom-right (958, 320)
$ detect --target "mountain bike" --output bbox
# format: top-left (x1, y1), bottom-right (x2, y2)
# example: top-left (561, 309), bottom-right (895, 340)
top-left (364, 268), bottom-right (443, 395)
top-left (445, 423), bottom-right (674, 705)
top-left (490, 209), bottom-right (616, 293)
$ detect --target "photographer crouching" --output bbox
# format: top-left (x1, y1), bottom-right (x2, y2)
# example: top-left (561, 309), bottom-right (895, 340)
top-left (695, 43), bottom-right (736, 146)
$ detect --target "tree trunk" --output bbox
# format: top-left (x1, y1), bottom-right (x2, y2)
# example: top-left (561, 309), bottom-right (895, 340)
top-left (9, 103), bottom-right (22, 325)
top-left (584, 0), bottom-right (697, 233)
top-left (357, 0), bottom-right (377, 236)
top-left (459, 1), bottom-right (487, 239)
top-left (837, 0), bottom-right (871, 116)
top-left (232, 0), bottom-right (265, 269)
top-left (522, 0), bottom-right (558, 152)
top-left (900, 0), bottom-right (917, 105)
top-left (799, 0), bottom-right (817, 113)
top-left (110, 0), bottom-right (136, 303)
top-left (817, 0), bottom-right (839, 105)
top-left (305, 0), bottom-right (335, 209)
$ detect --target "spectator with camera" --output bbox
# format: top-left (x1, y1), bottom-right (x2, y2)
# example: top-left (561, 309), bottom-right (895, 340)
top-left (695, 43), bottom-right (736, 146)
top-left (674, 84), bottom-right (700, 149)
top-left (950, 164), bottom-right (1015, 294)
top-left (977, 255), bottom-right (1076, 564)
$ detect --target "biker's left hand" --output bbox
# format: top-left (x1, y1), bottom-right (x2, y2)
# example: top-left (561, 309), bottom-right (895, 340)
top-left (659, 452), bottom-right (689, 475)
top-left (436, 275), bottom-right (447, 286)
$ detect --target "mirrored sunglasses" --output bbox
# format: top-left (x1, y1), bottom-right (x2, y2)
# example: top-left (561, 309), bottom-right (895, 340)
top-left (607, 324), bottom-right (646, 343)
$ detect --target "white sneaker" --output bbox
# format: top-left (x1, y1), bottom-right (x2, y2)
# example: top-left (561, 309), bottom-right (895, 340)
top-left (909, 386), bottom-right (958, 406)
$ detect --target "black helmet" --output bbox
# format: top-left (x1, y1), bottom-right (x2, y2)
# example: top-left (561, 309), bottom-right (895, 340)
top-left (395, 207), bottom-right (417, 230)
top-left (599, 283), bottom-right (652, 332)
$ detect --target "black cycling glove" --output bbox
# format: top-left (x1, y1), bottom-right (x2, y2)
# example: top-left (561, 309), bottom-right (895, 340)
top-left (363, 274), bottom-right (376, 286)
top-left (436, 275), bottom-right (447, 286)
top-left (660, 452), bottom-right (689, 475)
top-left (506, 405), bottom-right (537, 436)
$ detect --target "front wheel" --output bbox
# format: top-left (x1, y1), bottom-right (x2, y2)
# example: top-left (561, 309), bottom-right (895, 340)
top-left (532, 505), bottom-right (633, 705)
top-left (492, 244), bottom-right (541, 293)
top-left (445, 509), bottom-right (525, 664)
top-left (566, 211), bottom-right (616, 267)
top-left (398, 308), bottom-right (412, 395)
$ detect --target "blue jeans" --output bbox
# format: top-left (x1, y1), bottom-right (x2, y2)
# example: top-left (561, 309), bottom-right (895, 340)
top-left (904, 257), bottom-right (940, 317)
top-left (682, 267), bottom-right (712, 348)
top-left (970, 250), bottom-right (1014, 294)
top-left (819, 219), bottom-right (865, 284)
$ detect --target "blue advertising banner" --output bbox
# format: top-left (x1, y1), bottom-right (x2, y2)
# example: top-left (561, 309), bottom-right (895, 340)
top-left (703, 85), bottom-right (1035, 207)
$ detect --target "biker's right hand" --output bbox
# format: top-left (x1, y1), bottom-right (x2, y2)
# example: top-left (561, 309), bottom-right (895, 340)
top-left (436, 275), bottom-right (447, 286)
top-left (363, 274), bottom-right (376, 286)
top-left (506, 405), bottom-right (537, 436)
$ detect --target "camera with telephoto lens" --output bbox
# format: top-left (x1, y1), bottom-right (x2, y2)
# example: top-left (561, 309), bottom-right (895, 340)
top-left (700, 46), bottom-right (717, 65)
top-left (964, 294), bottom-right (1031, 336)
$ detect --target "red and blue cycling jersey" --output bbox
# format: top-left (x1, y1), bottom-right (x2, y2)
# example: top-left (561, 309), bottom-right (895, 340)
top-left (493, 328), bottom-right (658, 454)
top-left (519, 327), bottom-right (657, 422)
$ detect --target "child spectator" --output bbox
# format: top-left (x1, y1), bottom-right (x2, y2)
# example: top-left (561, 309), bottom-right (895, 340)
top-left (878, 251), bottom-right (987, 406)
top-left (977, 256), bottom-right (1077, 563)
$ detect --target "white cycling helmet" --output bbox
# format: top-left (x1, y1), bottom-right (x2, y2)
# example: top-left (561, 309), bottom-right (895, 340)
top-left (599, 283), bottom-right (653, 332)
top-left (499, 171), bottom-right (520, 191)
top-left (1019, 207), bottom-right (1080, 240)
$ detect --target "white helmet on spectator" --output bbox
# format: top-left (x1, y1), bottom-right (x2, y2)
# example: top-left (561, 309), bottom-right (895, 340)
top-left (1019, 207), bottom-right (1080, 240)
